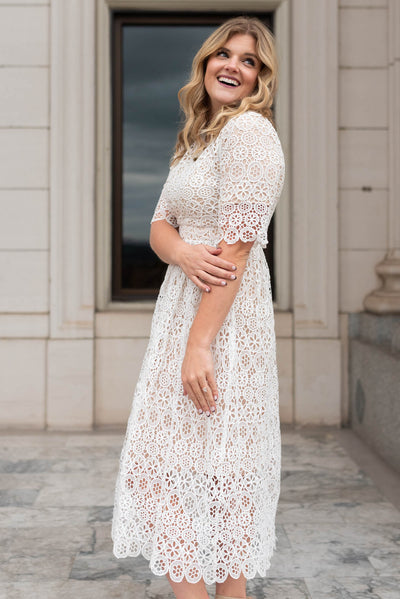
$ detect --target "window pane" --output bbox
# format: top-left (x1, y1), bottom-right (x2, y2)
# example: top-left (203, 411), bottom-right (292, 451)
top-left (121, 25), bottom-right (216, 294)
top-left (113, 13), bottom-right (275, 300)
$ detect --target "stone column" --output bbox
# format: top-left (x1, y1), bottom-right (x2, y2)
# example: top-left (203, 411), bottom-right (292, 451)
top-left (47, 0), bottom-right (96, 429)
top-left (364, 0), bottom-right (400, 314)
top-left (292, 0), bottom-right (341, 425)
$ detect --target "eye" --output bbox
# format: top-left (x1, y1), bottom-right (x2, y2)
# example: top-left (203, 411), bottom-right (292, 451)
top-left (244, 57), bottom-right (256, 66)
top-left (216, 49), bottom-right (228, 57)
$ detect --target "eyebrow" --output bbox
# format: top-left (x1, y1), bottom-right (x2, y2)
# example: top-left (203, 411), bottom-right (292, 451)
top-left (218, 46), bottom-right (260, 61)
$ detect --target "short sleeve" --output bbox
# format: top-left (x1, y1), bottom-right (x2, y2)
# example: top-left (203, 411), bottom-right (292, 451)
top-left (150, 178), bottom-right (178, 228)
top-left (217, 112), bottom-right (285, 247)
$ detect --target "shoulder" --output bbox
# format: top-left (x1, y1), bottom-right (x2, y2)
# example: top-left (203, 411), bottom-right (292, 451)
top-left (217, 110), bottom-right (285, 171)
top-left (219, 110), bottom-right (277, 146)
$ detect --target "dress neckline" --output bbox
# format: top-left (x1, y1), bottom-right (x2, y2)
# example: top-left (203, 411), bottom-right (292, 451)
top-left (186, 112), bottom-right (265, 162)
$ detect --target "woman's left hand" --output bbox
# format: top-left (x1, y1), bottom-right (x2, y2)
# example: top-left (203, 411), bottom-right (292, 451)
top-left (181, 342), bottom-right (218, 416)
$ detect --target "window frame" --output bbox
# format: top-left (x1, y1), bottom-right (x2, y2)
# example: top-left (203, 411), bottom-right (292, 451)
top-left (111, 10), bottom-right (275, 301)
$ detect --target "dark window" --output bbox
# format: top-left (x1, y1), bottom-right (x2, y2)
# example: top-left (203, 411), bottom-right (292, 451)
top-left (112, 11), bottom-right (275, 301)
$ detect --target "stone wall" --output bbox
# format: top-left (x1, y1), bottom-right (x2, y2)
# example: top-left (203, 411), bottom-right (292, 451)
top-left (349, 313), bottom-right (400, 473)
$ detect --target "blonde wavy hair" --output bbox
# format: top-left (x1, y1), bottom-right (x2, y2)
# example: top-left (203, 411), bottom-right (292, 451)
top-left (171, 15), bottom-right (279, 166)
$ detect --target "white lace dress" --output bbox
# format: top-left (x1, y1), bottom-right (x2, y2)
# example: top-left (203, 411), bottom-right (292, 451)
top-left (111, 110), bottom-right (286, 585)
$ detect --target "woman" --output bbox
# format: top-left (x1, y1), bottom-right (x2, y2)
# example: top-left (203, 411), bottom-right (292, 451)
top-left (112, 15), bottom-right (285, 599)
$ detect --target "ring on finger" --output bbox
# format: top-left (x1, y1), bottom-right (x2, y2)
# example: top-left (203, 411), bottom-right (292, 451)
top-left (202, 386), bottom-right (208, 393)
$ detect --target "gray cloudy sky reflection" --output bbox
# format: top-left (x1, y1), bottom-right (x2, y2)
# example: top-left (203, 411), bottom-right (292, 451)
top-left (122, 25), bottom-right (216, 243)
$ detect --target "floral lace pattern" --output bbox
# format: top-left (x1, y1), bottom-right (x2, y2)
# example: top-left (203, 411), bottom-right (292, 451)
top-left (111, 111), bottom-right (286, 584)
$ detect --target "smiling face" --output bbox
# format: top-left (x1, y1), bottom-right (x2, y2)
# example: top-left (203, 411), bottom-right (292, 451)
top-left (204, 33), bottom-right (261, 118)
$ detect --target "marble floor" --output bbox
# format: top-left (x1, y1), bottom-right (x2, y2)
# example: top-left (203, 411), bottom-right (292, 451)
top-left (0, 426), bottom-right (399, 599)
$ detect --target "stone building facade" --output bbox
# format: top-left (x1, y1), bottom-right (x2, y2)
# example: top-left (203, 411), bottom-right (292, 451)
top-left (0, 0), bottom-right (399, 466)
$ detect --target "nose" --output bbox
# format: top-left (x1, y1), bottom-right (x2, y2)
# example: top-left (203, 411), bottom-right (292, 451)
top-left (225, 55), bottom-right (239, 71)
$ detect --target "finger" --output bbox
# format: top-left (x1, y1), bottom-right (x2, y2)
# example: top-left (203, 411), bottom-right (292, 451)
top-left (213, 258), bottom-right (238, 272)
top-left (204, 245), bottom-right (222, 254)
top-left (191, 392), bottom-right (203, 415)
top-left (207, 374), bottom-right (219, 405)
top-left (197, 271), bottom-right (229, 287)
top-left (198, 266), bottom-right (237, 282)
top-left (185, 382), bottom-right (204, 414)
top-left (191, 276), bottom-right (211, 293)
top-left (195, 380), bottom-right (215, 416)
top-left (200, 380), bottom-right (216, 414)
top-left (203, 256), bottom-right (238, 275)
top-left (191, 380), bottom-right (211, 415)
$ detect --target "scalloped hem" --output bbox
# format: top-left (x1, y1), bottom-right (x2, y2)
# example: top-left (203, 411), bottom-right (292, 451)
top-left (111, 536), bottom-right (277, 586)
top-left (150, 214), bottom-right (179, 229)
top-left (216, 234), bottom-right (268, 250)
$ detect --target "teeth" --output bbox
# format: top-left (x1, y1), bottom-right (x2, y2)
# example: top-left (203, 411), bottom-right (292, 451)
top-left (217, 76), bottom-right (239, 87)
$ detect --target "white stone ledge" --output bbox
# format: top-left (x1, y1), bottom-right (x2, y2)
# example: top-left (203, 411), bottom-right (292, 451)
top-left (0, 314), bottom-right (49, 338)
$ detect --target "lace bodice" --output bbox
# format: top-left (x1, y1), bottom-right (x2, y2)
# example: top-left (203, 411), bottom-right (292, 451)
top-left (151, 110), bottom-right (285, 248)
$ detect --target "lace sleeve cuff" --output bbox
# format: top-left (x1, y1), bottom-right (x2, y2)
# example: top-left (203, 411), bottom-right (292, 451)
top-left (150, 210), bottom-right (178, 228)
top-left (217, 201), bottom-right (271, 247)
top-left (150, 183), bottom-right (178, 228)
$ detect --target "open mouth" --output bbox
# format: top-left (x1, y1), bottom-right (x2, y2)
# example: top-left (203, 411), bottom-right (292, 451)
top-left (217, 76), bottom-right (240, 88)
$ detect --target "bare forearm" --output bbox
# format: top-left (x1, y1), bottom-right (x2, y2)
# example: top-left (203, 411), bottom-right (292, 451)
top-left (149, 220), bottom-right (186, 265)
top-left (188, 240), bottom-right (253, 347)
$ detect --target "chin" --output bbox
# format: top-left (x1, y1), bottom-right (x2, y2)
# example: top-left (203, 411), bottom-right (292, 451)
top-left (215, 93), bottom-right (240, 106)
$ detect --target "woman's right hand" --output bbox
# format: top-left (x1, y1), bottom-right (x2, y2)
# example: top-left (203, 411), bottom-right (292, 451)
top-left (178, 243), bottom-right (237, 293)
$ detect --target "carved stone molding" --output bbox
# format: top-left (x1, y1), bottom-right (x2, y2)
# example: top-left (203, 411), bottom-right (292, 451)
top-left (364, 250), bottom-right (400, 314)
top-left (50, 0), bottom-right (95, 338)
top-left (291, 0), bottom-right (339, 338)
top-left (364, 0), bottom-right (400, 314)
top-left (96, 0), bottom-right (291, 311)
